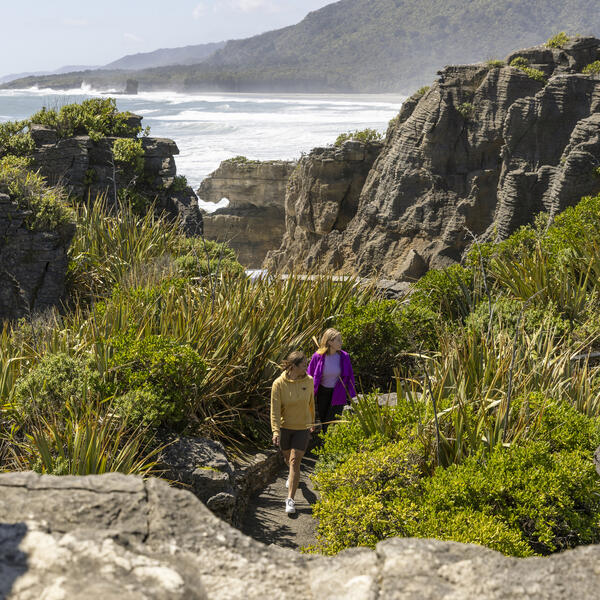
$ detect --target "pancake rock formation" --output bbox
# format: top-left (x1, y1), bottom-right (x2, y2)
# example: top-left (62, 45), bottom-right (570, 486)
top-left (267, 37), bottom-right (600, 279)
top-left (198, 159), bottom-right (295, 268)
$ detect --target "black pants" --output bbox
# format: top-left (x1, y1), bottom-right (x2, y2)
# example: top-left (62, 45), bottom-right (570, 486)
top-left (316, 386), bottom-right (344, 434)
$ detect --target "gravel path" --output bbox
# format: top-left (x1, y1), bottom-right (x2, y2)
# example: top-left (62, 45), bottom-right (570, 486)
top-left (241, 449), bottom-right (319, 551)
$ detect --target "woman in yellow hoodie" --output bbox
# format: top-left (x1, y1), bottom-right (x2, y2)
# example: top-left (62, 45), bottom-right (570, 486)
top-left (271, 350), bottom-right (315, 514)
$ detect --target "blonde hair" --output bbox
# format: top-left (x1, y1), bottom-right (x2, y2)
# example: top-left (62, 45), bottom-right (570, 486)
top-left (316, 328), bottom-right (341, 355)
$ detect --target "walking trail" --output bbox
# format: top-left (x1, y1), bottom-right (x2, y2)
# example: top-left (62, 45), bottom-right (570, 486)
top-left (241, 449), bottom-right (319, 551)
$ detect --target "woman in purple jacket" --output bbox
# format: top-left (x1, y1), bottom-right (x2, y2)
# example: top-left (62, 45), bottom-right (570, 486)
top-left (307, 328), bottom-right (356, 434)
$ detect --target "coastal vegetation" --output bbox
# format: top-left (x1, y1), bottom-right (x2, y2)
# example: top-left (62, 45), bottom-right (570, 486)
top-left (333, 128), bottom-right (383, 147)
top-left (310, 193), bottom-right (600, 557)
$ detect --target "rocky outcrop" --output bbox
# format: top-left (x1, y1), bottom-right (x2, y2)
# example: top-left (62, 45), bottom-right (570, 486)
top-left (198, 159), bottom-right (295, 267)
top-left (3, 472), bottom-right (600, 599)
top-left (30, 117), bottom-right (202, 235)
top-left (0, 194), bottom-right (75, 321)
top-left (264, 141), bottom-right (383, 272)
top-left (158, 434), bottom-right (283, 525)
top-left (267, 37), bottom-right (600, 279)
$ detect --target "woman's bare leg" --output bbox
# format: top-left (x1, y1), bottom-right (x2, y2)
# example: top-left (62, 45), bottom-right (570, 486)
top-left (288, 449), bottom-right (305, 499)
top-left (282, 449), bottom-right (291, 467)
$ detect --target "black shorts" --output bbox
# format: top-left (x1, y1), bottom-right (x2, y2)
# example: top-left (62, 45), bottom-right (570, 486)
top-left (279, 428), bottom-right (310, 451)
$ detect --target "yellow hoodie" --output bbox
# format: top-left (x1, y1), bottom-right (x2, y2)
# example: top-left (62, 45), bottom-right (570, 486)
top-left (270, 372), bottom-right (315, 435)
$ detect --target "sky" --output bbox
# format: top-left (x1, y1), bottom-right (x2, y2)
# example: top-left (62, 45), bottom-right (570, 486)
top-left (1, 0), bottom-right (335, 76)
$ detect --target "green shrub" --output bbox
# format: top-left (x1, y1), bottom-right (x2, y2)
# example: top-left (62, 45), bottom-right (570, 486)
top-left (457, 102), bottom-right (474, 119)
top-left (0, 155), bottom-right (74, 234)
top-left (30, 98), bottom-right (140, 142)
top-left (11, 353), bottom-right (100, 420)
top-left (0, 120), bottom-right (35, 158)
top-left (509, 57), bottom-right (546, 83)
top-left (410, 263), bottom-right (475, 320)
top-left (172, 236), bottom-right (244, 278)
top-left (312, 439), bottom-right (600, 557)
top-left (416, 86), bottom-right (430, 96)
top-left (170, 174), bottom-right (189, 192)
top-left (112, 137), bottom-right (144, 174)
top-left (334, 128), bottom-right (383, 147)
top-left (223, 155), bottom-right (261, 166)
top-left (486, 59), bottom-right (505, 68)
top-left (546, 32), bottom-right (570, 48)
top-left (336, 298), bottom-right (437, 388)
top-left (582, 61), bottom-right (600, 75)
top-left (107, 332), bottom-right (206, 428)
top-left (465, 296), bottom-right (569, 338)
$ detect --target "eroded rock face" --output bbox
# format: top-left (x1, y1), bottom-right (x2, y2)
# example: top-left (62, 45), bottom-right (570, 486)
top-left (31, 119), bottom-right (203, 235)
top-left (264, 141), bottom-right (383, 272)
top-left (0, 194), bottom-right (75, 321)
top-left (268, 38), bottom-right (600, 279)
top-left (2, 472), bottom-right (600, 599)
top-left (198, 160), bottom-right (295, 268)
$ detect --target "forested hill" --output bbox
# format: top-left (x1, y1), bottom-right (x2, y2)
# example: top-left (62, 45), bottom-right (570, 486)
top-left (4, 0), bottom-right (600, 93)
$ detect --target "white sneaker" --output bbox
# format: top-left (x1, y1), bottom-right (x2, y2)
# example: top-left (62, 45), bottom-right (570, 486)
top-left (285, 478), bottom-right (290, 489)
top-left (285, 498), bottom-right (296, 514)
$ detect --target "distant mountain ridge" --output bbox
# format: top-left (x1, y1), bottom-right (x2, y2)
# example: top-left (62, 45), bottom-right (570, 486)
top-left (3, 0), bottom-right (600, 93)
top-left (103, 41), bottom-right (226, 71)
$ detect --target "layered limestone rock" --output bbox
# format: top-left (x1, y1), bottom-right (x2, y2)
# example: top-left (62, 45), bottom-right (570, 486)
top-left (264, 140), bottom-right (383, 272)
top-left (0, 194), bottom-right (75, 321)
top-left (3, 472), bottom-right (600, 599)
top-left (198, 159), bottom-right (295, 268)
top-left (30, 117), bottom-right (202, 235)
top-left (268, 37), bottom-right (600, 279)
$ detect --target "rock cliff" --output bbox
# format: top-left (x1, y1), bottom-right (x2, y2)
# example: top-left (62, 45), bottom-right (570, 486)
top-left (198, 159), bottom-right (295, 268)
top-left (2, 472), bottom-right (600, 599)
top-left (267, 37), bottom-right (600, 279)
top-left (0, 196), bottom-right (75, 321)
top-left (30, 117), bottom-right (202, 235)
top-left (264, 141), bottom-right (383, 272)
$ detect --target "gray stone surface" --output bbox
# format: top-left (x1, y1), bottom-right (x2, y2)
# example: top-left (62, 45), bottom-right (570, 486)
top-left (267, 38), bottom-right (600, 279)
top-left (0, 193), bottom-right (75, 322)
top-left (198, 159), bottom-right (296, 267)
top-left (264, 140), bottom-right (383, 272)
top-left (159, 434), bottom-right (283, 525)
top-left (2, 472), bottom-right (600, 599)
top-left (31, 123), bottom-right (203, 235)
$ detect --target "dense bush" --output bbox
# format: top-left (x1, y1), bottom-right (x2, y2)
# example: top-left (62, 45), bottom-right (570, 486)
top-left (0, 155), bottom-right (74, 234)
top-left (409, 263), bottom-right (475, 320)
top-left (546, 32), bottom-right (571, 48)
top-left (107, 332), bottom-right (207, 428)
top-left (583, 61), bottom-right (600, 75)
top-left (312, 412), bottom-right (600, 556)
top-left (112, 138), bottom-right (145, 174)
top-left (30, 98), bottom-right (140, 141)
top-left (334, 128), bottom-right (383, 147)
top-left (0, 121), bottom-right (35, 158)
top-left (11, 353), bottom-right (99, 420)
top-left (336, 298), bottom-right (437, 388)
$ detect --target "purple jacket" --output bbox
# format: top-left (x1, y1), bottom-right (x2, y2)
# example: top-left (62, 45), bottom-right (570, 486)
top-left (307, 350), bottom-right (356, 406)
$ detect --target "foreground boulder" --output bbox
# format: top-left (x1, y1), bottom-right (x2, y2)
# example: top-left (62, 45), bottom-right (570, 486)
top-left (2, 472), bottom-right (600, 599)
top-left (268, 37), bottom-right (600, 278)
top-left (198, 158), bottom-right (295, 268)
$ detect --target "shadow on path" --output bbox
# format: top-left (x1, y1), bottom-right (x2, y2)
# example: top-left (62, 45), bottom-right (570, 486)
top-left (241, 450), bottom-right (319, 550)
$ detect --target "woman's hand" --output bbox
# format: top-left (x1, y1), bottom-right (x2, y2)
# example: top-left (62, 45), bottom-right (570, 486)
top-left (272, 434), bottom-right (279, 446)
top-left (309, 426), bottom-right (315, 433)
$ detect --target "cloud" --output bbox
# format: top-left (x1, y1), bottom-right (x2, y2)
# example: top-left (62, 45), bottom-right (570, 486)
top-left (192, 3), bottom-right (207, 19)
top-left (232, 0), bottom-right (277, 12)
top-left (124, 33), bottom-right (143, 43)
top-left (62, 18), bottom-right (89, 27)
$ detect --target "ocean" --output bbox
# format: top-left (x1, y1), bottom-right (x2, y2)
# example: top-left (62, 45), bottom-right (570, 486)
top-left (0, 86), bottom-right (404, 211)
